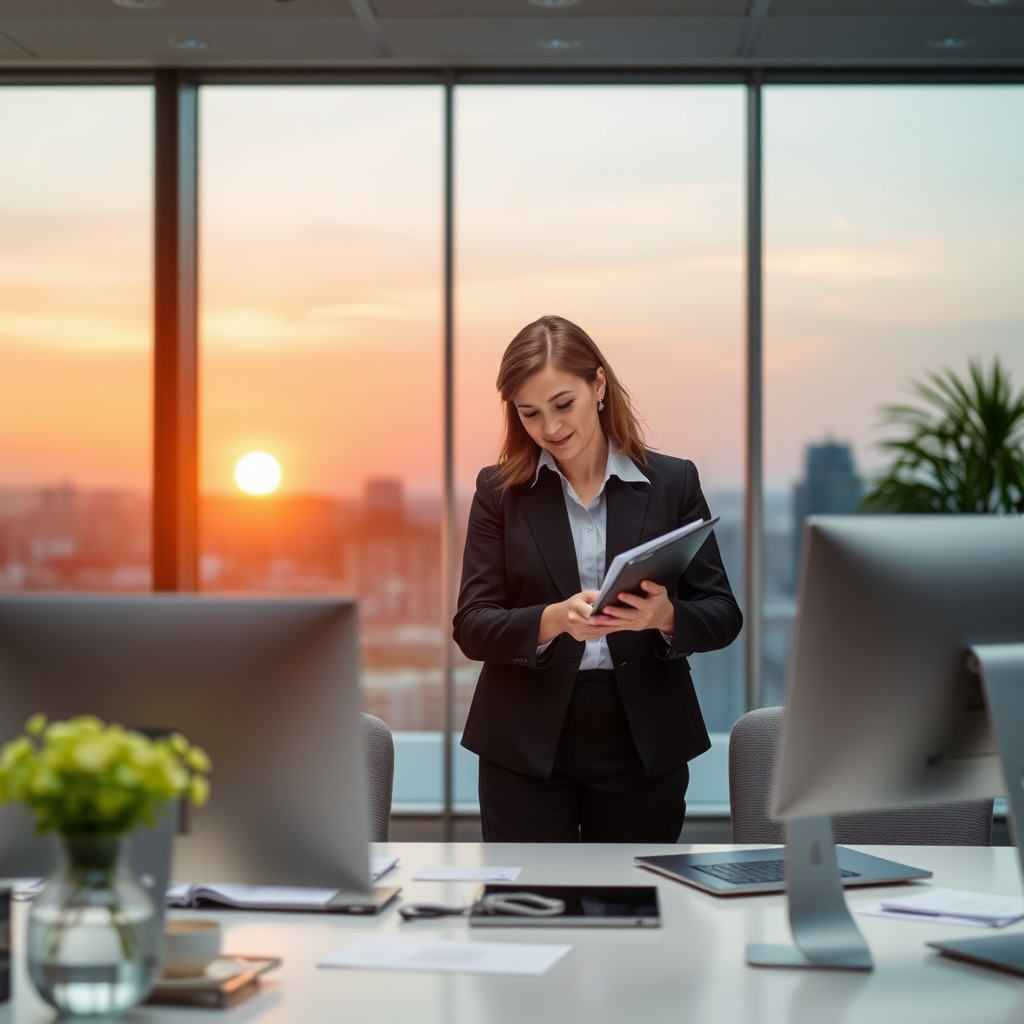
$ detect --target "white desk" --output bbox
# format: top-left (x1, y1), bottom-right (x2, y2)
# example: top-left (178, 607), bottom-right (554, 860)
top-left (3, 843), bottom-right (1024, 1024)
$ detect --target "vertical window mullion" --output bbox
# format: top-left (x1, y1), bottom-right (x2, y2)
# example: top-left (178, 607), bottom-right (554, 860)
top-left (745, 72), bottom-right (764, 712)
top-left (153, 71), bottom-right (199, 592)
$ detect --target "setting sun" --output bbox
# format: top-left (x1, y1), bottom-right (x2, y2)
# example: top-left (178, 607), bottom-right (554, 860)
top-left (234, 451), bottom-right (282, 495)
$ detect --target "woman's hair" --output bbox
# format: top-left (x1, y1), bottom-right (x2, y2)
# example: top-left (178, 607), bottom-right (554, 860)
top-left (494, 315), bottom-right (648, 489)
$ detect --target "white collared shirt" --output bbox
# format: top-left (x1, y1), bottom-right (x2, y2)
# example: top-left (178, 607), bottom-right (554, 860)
top-left (533, 438), bottom-right (650, 670)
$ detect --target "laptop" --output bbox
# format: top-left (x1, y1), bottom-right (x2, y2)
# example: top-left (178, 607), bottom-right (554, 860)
top-left (634, 845), bottom-right (932, 897)
top-left (927, 934), bottom-right (1024, 979)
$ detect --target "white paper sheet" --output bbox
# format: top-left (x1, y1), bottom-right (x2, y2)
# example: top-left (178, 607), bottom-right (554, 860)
top-left (859, 888), bottom-right (1024, 928)
top-left (319, 937), bottom-right (571, 976)
top-left (411, 866), bottom-right (522, 882)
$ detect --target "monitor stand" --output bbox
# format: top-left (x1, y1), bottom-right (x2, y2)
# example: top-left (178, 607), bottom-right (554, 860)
top-left (927, 643), bottom-right (1024, 978)
top-left (748, 642), bottom-right (1024, 975)
top-left (746, 813), bottom-right (872, 970)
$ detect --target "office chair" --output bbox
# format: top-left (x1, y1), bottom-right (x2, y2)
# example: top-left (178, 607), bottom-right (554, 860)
top-left (728, 706), bottom-right (993, 845)
top-left (361, 712), bottom-right (394, 843)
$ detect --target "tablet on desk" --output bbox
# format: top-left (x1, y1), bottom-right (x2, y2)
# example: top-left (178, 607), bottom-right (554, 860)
top-left (592, 517), bottom-right (719, 613)
top-left (467, 884), bottom-right (660, 928)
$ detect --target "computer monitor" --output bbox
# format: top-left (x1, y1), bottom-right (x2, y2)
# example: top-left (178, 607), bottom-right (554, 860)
top-left (747, 515), bottom-right (1024, 973)
top-left (0, 594), bottom-right (375, 894)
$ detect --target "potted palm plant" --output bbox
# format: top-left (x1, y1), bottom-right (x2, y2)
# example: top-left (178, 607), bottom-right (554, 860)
top-left (859, 357), bottom-right (1024, 514)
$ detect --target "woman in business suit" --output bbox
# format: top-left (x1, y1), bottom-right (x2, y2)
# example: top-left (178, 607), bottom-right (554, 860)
top-left (454, 315), bottom-right (742, 843)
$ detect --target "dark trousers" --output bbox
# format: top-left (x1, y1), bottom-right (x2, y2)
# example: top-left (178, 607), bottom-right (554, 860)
top-left (478, 670), bottom-right (689, 843)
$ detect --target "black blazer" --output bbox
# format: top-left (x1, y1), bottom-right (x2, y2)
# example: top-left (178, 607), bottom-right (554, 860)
top-left (453, 450), bottom-right (743, 779)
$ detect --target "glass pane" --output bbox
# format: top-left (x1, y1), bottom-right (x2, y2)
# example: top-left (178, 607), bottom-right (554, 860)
top-left (0, 86), bottom-right (153, 592)
top-left (763, 85), bottom-right (1024, 705)
top-left (198, 86), bottom-right (444, 734)
top-left (455, 85), bottom-right (747, 733)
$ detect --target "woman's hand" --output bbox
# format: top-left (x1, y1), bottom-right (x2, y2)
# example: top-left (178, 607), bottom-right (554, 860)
top-left (540, 582), bottom-right (675, 644)
top-left (589, 580), bottom-right (675, 635)
top-left (540, 591), bottom-right (620, 644)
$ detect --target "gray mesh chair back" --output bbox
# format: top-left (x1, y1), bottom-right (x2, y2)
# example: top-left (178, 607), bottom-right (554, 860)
top-left (361, 712), bottom-right (394, 843)
top-left (728, 706), bottom-right (993, 846)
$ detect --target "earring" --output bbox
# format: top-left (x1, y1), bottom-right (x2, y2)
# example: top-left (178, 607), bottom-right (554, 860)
top-left (598, 399), bottom-right (605, 412)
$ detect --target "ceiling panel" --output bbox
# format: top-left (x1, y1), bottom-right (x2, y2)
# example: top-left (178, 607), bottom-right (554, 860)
top-left (0, 0), bottom-right (1020, 69)
top-left (380, 16), bottom-right (746, 63)
top-left (756, 15), bottom-right (1024, 61)
top-left (769, 0), bottom-right (1020, 14)
top-left (374, 1), bottom-right (749, 15)
top-left (0, 28), bottom-right (29, 58)
top-left (0, 17), bottom-right (375, 64)
top-left (0, 0), bottom-right (356, 16)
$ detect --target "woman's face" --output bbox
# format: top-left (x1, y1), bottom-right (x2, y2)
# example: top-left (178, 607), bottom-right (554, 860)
top-left (512, 363), bottom-right (606, 470)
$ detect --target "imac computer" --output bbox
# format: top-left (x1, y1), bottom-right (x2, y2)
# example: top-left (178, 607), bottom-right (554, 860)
top-left (747, 515), bottom-right (1024, 974)
top-left (0, 594), bottom-right (385, 904)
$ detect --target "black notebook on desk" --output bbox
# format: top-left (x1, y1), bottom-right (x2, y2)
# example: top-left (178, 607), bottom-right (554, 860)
top-left (635, 846), bottom-right (931, 897)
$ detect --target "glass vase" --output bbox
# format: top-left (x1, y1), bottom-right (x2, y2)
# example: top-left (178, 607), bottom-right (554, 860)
top-left (27, 833), bottom-right (159, 1018)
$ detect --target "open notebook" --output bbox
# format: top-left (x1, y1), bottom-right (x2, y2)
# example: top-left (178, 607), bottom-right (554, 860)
top-left (166, 855), bottom-right (400, 914)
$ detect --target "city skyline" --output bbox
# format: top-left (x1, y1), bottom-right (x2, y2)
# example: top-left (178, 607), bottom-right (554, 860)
top-left (0, 470), bottom-right (750, 732)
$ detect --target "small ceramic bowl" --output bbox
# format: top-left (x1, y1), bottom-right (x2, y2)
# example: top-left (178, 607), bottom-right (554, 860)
top-left (161, 918), bottom-right (222, 979)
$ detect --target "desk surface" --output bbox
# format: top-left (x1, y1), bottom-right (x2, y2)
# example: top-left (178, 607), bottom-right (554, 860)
top-left (4, 842), bottom-right (1024, 1024)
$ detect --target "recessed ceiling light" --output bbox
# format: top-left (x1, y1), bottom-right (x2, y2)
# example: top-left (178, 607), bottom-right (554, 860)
top-left (967, 0), bottom-right (1015, 6)
top-left (530, 0), bottom-right (582, 8)
top-left (169, 37), bottom-right (210, 51)
top-left (536, 36), bottom-right (581, 50)
top-left (112, 0), bottom-right (164, 8)
top-left (928, 35), bottom-right (974, 48)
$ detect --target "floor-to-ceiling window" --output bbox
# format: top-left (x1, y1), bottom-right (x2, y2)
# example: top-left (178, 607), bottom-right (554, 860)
top-left (454, 84), bottom-right (747, 733)
top-left (0, 86), bottom-right (153, 592)
top-left (762, 85), bottom-right (1024, 704)
top-left (3, 74), bottom-right (1023, 819)
top-left (197, 86), bottom-right (445, 741)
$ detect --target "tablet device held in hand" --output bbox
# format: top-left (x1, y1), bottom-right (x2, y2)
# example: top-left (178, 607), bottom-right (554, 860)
top-left (591, 516), bottom-right (719, 613)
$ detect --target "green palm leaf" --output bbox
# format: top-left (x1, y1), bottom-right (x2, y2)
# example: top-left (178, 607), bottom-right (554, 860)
top-left (860, 357), bottom-right (1024, 514)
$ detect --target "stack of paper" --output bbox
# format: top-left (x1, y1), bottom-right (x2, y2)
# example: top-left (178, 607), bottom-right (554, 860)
top-left (865, 888), bottom-right (1024, 928)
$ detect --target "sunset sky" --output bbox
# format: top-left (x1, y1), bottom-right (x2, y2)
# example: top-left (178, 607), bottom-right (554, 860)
top-left (1, 84), bottom-right (1022, 500)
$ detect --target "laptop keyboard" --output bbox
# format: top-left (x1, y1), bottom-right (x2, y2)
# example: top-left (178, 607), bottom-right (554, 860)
top-left (691, 859), bottom-right (859, 885)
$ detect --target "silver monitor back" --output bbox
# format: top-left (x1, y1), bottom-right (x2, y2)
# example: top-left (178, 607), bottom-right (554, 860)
top-left (0, 594), bottom-right (371, 892)
top-left (748, 515), bottom-right (1024, 973)
top-left (773, 515), bottom-right (1024, 822)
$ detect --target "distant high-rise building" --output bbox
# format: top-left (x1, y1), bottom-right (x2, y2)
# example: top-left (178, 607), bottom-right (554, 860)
top-left (364, 479), bottom-right (405, 527)
top-left (791, 440), bottom-right (862, 591)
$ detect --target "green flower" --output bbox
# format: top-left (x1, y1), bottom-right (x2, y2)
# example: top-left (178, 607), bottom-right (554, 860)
top-left (0, 714), bottom-right (212, 836)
